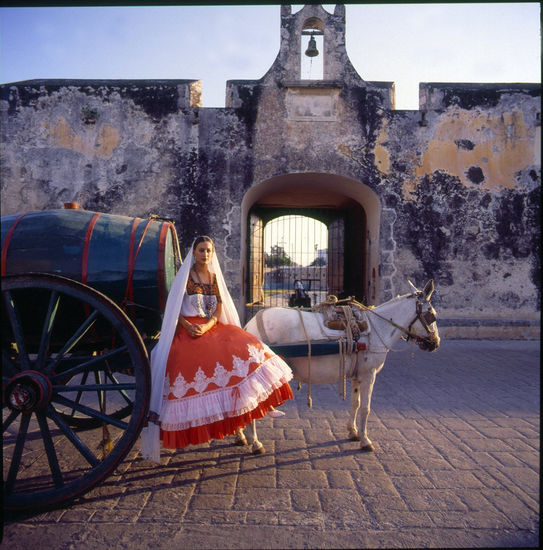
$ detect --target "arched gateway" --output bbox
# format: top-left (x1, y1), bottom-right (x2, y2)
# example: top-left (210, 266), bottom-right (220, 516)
top-left (241, 173), bottom-right (380, 322)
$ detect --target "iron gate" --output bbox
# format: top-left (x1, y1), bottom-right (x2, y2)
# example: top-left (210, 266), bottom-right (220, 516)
top-left (246, 206), bottom-right (365, 320)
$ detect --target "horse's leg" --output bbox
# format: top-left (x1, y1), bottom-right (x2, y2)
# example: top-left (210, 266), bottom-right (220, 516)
top-left (234, 427), bottom-right (247, 446)
top-left (246, 419), bottom-right (265, 455)
top-left (347, 378), bottom-right (362, 441)
top-left (358, 368), bottom-right (378, 452)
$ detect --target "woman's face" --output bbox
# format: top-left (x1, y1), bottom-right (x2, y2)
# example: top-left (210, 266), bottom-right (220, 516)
top-left (193, 241), bottom-right (214, 267)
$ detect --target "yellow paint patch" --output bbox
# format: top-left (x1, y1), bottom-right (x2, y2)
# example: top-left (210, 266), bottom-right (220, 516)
top-left (47, 117), bottom-right (119, 159)
top-left (373, 119), bottom-right (390, 174)
top-left (407, 108), bottom-right (536, 199)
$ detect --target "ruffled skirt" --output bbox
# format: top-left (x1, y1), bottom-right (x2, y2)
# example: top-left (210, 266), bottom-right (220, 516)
top-left (160, 317), bottom-right (293, 449)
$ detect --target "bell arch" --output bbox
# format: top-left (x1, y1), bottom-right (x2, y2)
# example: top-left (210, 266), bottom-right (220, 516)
top-left (301, 17), bottom-right (324, 80)
top-left (241, 173), bottom-right (381, 322)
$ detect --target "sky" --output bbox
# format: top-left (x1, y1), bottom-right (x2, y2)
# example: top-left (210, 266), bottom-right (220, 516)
top-left (0, 3), bottom-right (540, 110)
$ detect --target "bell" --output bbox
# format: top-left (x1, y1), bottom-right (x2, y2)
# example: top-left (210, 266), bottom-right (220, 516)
top-left (304, 34), bottom-right (319, 57)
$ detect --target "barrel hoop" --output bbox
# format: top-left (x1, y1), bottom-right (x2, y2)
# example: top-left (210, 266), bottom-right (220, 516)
top-left (82, 213), bottom-right (101, 285)
top-left (1, 213), bottom-right (27, 276)
top-left (157, 223), bottom-right (171, 312)
top-left (124, 218), bottom-right (142, 305)
top-left (124, 218), bottom-right (153, 309)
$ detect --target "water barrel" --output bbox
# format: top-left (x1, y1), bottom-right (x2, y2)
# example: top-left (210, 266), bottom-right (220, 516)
top-left (1, 205), bottom-right (181, 335)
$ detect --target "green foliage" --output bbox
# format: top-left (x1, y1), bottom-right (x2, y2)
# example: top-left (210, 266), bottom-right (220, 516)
top-left (265, 245), bottom-right (293, 267)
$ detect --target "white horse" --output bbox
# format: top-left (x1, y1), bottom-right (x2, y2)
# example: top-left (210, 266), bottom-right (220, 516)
top-left (238, 280), bottom-right (440, 453)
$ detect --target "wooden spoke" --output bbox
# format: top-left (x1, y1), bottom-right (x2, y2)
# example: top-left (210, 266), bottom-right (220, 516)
top-left (47, 407), bottom-right (100, 467)
top-left (53, 383), bottom-right (136, 392)
top-left (52, 394), bottom-right (129, 430)
top-left (35, 411), bottom-right (64, 488)
top-left (45, 309), bottom-right (100, 375)
top-left (35, 290), bottom-right (61, 371)
top-left (3, 348), bottom-right (20, 377)
top-left (5, 412), bottom-right (31, 495)
top-left (3, 409), bottom-right (20, 432)
top-left (2, 274), bottom-right (150, 511)
top-left (49, 346), bottom-right (128, 382)
top-left (3, 290), bottom-right (31, 371)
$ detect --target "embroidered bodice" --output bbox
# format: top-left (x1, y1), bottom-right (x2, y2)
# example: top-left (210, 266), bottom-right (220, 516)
top-left (180, 272), bottom-right (222, 318)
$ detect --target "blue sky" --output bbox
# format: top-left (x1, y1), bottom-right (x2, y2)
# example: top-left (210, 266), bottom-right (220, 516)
top-left (0, 3), bottom-right (540, 110)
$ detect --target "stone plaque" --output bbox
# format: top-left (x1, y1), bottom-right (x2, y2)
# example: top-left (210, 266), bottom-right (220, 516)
top-left (286, 88), bottom-right (339, 121)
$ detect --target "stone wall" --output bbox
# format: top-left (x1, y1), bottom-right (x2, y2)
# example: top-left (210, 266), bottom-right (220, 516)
top-left (1, 5), bottom-right (540, 338)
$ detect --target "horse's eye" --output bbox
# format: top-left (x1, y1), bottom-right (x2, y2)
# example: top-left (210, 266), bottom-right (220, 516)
top-left (423, 311), bottom-right (436, 324)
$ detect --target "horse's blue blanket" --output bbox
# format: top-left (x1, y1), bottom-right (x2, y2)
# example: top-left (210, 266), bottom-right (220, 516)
top-left (269, 340), bottom-right (358, 358)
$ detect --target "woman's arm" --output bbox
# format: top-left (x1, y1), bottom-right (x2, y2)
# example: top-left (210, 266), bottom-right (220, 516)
top-left (181, 303), bottom-right (221, 338)
top-left (178, 315), bottom-right (198, 338)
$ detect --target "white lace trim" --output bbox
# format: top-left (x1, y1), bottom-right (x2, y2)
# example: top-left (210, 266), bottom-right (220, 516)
top-left (159, 353), bottom-right (293, 431)
top-left (164, 342), bottom-right (272, 399)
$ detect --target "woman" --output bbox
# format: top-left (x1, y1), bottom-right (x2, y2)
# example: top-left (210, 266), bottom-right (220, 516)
top-left (141, 236), bottom-right (293, 462)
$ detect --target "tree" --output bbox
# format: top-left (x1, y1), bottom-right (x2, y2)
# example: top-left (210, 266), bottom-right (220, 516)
top-left (265, 245), bottom-right (293, 267)
top-left (310, 256), bottom-right (327, 266)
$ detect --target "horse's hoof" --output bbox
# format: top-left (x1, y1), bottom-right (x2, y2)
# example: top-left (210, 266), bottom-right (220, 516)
top-left (234, 437), bottom-right (247, 446)
top-left (360, 444), bottom-right (375, 452)
top-left (348, 433), bottom-right (362, 441)
top-left (252, 446), bottom-right (266, 455)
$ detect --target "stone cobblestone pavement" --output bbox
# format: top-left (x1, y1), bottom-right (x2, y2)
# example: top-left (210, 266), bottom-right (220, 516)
top-left (2, 339), bottom-right (539, 549)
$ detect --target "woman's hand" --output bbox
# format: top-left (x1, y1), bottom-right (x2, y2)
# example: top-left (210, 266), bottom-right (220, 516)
top-left (183, 317), bottom-right (217, 338)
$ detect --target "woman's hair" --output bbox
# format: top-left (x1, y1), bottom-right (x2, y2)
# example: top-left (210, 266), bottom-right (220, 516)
top-left (193, 235), bottom-right (214, 251)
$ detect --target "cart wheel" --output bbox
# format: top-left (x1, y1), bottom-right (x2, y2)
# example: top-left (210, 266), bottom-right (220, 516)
top-left (2, 273), bottom-right (151, 511)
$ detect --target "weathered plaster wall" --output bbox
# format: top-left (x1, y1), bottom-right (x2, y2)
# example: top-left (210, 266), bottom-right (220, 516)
top-left (381, 85), bottom-right (540, 338)
top-left (1, 5), bottom-right (540, 338)
top-left (0, 79), bottom-right (255, 298)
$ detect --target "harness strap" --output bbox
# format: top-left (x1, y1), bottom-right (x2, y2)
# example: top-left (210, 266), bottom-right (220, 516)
top-left (295, 308), bottom-right (312, 408)
top-left (255, 309), bottom-right (271, 344)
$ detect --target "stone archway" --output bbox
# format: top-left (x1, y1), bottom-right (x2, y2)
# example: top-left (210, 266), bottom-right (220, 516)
top-left (241, 173), bottom-right (381, 322)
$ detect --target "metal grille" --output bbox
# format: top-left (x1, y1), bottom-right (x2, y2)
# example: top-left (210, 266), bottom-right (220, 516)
top-left (246, 208), bottom-right (345, 320)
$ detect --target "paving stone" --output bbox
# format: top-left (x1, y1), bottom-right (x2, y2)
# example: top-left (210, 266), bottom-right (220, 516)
top-left (326, 470), bottom-right (355, 489)
top-left (236, 471), bottom-right (276, 488)
top-left (276, 511), bottom-right (326, 527)
top-left (351, 471), bottom-right (401, 498)
top-left (3, 340), bottom-right (539, 550)
top-left (369, 509), bottom-right (435, 528)
top-left (465, 510), bottom-right (517, 530)
top-left (318, 488), bottom-right (368, 523)
top-left (277, 469), bottom-right (328, 489)
top-left (401, 488), bottom-right (469, 512)
top-left (182, 509), bottom-right (247, 525)
top-left (291, 489), bottom-right (323, 511)
top-left (234, 488), bottom-right (291, 511)
top-left (245, 510), bottom-right (279, 525)
top-left (425, 469), bottom-right (484, 489)
top-left (188, 493), bottom-right (235, 510)
top-left (389, 475), bottom-right (435, 491)
top-left (90, 508), bottom-right (140, 522)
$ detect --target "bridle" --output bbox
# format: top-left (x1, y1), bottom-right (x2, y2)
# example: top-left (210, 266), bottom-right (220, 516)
top-left (406, 293), bottom-right (438, 350)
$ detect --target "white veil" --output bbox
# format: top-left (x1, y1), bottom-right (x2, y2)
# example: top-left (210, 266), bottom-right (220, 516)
top-left (140, 238), bottom-right (241, 463)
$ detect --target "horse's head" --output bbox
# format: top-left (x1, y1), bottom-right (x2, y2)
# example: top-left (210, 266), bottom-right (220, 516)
top-left (406, 279), bottom-right (440, 352)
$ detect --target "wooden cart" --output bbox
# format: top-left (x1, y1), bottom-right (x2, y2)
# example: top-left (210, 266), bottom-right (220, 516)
top-left (2, 206), bottom-right (180, 511)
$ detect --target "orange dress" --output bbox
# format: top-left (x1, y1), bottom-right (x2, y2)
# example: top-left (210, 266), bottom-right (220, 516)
top-left (160, 274), bottom-right (293, 449)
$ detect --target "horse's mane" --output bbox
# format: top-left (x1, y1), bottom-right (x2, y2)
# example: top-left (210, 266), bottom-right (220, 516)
top-left (374, 292), bottom-right (415, 310)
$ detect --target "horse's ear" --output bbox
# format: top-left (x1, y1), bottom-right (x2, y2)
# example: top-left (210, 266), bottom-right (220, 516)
top-left (407, 279), bottom-right (418, 292)
top-left (423, 279), bottom-right (435, 301)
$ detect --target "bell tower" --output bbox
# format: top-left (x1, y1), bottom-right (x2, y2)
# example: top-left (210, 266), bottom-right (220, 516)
top-left (264, 4), bottom-right (364, 86)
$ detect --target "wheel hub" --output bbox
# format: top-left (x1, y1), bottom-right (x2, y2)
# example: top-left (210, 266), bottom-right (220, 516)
top-left (5, 370), bottom-right (53, 412)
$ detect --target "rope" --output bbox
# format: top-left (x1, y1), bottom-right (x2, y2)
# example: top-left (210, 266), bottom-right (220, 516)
top-left (255, 309), bottom-right (271, 344)
top-left (295, 308), bottom-right (312, 408)
top-left (338, 305), bottom-right (358, 399)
